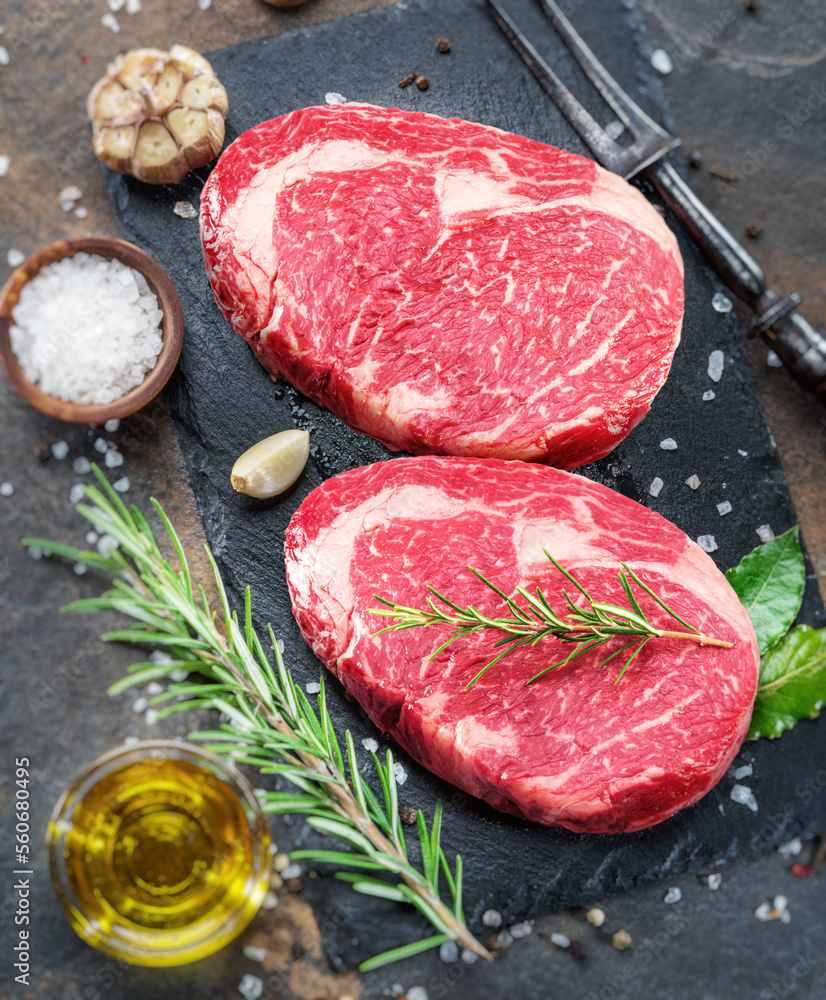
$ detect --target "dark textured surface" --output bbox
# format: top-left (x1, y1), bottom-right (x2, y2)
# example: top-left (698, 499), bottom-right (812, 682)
top-left (102, 0), bottom-right (826, 968)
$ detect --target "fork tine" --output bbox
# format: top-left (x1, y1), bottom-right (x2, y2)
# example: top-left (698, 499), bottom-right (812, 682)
top-left (536, 0), bottom-right (673, 144)
top-left (487, 0), bottom-right (623, 167)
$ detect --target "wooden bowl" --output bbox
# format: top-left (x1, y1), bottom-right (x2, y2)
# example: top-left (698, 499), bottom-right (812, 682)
top-left (0, 236), bottom-right (184, 424)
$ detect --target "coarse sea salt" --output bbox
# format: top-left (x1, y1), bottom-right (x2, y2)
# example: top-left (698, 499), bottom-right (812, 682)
top-left (708, 350), bottom-right (725, 382)
top-left (0, 154), bottom-right (10, 177)
top-left (9, 253), bottom-right (163, 405)
top-left (697, 535), bottom-right (718, 553)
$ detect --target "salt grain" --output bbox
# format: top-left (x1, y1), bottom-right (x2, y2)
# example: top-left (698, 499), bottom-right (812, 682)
top-left (663, 887), bottom-right (682, 904)
top-left (496, 929), bottom-right (514, 946)
top-left (767, 350), bottom-right (784, 368)
top-left (112, 476), bottom-right (130, 493)
top-left (0, 154), bottom-right (10, 177)
top-left (551, 932), bottom-right (571, 948)
top-left (778, 838), bottom-right (802, 859)
top-left (660, 438), bottom-right (677, 451)
top-left (145, 709), bottom-right (159, 725)
top-left (281, 863), bottom-right (302, 880)
top-left (482, 909), bottom-right (502, 927)
top-left (238, 975), bottom-right (263, 1000)
top-left (97, 534), bottom-right (119, 557)
top-left (52, 440), bottom-right (69, 460)
top-left (261, 891), bottom-right (278, 909)
top-left (126, 0), bottom-right (142, 12)
top-left (0, 482), bottom-right (13, 496)
top-left (101, 12), bottom-right (120, 31)
top-left (393, 762), bottom-right (408, 785)
top-left (738, 449), bottom-right (749, 457)
top-left (707, 873), bottom-right (722, 890)
top-left (0, 45), bottom-right (9, 66)
top-left (145, 681), bottom-right (163, 696)
top-left (85, 531), bottom-right (98, 545)
top-left (305, 681), bottom-right (321, 695)
top-left (9, 253), bottom-right (163, 405)
top-left (174, 201), bottom-right (198, 219)
top-left (685, 475), bottom-right (701, 490)
top-left (198, 0), bottom-right (212, 9)
top-left (104, 449), bottom-right (124, 468)
top-left (703, 389), bottom-right (716, 401)
top-left (697, 535), bottom-right (718, 553)
top-left (649, 477), bottom-right (664, 498)
top-left (362, 737), bottom-right (379, 752)
top-left (69, 484), bottom-right (86, 503)
top-left (712, 293), bottom-right (732, 313)
top-left (407, 989), bottom-right (429, 1000)
top-left (75, 207), bottom-right (88, 220)
top-left (730, 784), bottom-right (758, 812)
top-left (73, 562), bottom-right (87, 575)
top-left (509, 921), bottom-right (533, 939)
top-left (243, 945), bottom-right (267, 963)
top-left (708, 350), bottom-right (725, 382)
top-left (717, 501), bottom-right (733, 516)
top-left (105, 418), bottom-right (120, 432)
top-left (755, 902), bottom-right (773, 921)
top-left (59, 185), bottom-right (82, 203)
top-left (28, 546), bottom-right (43, 560)
top-left (733, 763), bottom-right (753, 780)
top-left (107, 0), bottom-right (124, 9)
top-left (650, 48), bottom-right (673, 74)
top-left (756, 524), bottom-right (775, 543)
top-left (325, 92), bottom-right (347, 105)
top-left (133, 696), bottom-right (148, 713)
top-left (7, 249), bottom-right (24, 267)
top-left (460, 949), bottom-right (478, 965)
top-left (73, 457), bottom-right (92, 474)
top-left (439, 940), bottom-right (459, 963)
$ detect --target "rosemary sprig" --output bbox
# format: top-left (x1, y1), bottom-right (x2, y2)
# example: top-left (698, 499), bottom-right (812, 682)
top-left (372, 551), bottom-right (733, 688)
top-left (23, 467), bottom-right (491, 972)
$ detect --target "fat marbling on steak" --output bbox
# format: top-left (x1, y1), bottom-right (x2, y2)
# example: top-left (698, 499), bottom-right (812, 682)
top-left (201, 104), bottom-right (684, 469)
top-left (285, 458), bottom-right (759, 834)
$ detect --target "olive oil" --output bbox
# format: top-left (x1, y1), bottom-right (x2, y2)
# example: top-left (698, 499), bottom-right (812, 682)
top-left (49, 742), bottom-right (270, 965)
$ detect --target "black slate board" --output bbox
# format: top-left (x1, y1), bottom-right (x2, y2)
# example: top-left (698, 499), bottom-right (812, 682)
top-left (106, 0), bottom-right (826, 968)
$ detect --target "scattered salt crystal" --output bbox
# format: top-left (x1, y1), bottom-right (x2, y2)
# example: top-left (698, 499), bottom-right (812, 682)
top-left (439, 940), bottom-right (459, 963)
top-left (85, 531), bottom-right (98, 545)
top-left (97, 535), bottom-right (119, 558)
top-left (0, 481), bottom-right (13, 496)
top-left (703, 389), bottom-right (716, 401)
top-left (482, 909), bottom-right (502, 927)
top-left (150, 650), bottom-right (176, 666)
top-left (460, 949), bottom-right (478, 965)
top-left (604, 119), bottom-right (624, 140)
top-left (170, 668), bottom-right (188, 682)
top-left (174, 201), bottom-right (197, 219)
top-left (778, 838), bottom-right (802, 858)
top-left (59, 199), bottom-right (74, 213)
top-left (407, 989), bottom-right (429, 1000)
top-left (73, 562), bottom-right (87, 575)
top-left (69, 484), bottom-right (86, 503)
top-left (712, 293), bottom-right (732, 313)
top-left (767, 350), bottom-right (784, 368)
top-left (275, 638), bottom-right (285, 654)
top-left (756, 524), bottom-right (775, 544)
top-left (94, 438), bottom-right (110, 454)
top-left (708, 350), bottom-right (725, 382)
top-left (238, 975), bottom-right (263, 1000)
top-left (28, 546), bottom-right (43, 560)
top-left (59, 185), bottom-right (82, 203)
top-left (133, 696), bottom-right (148, 713)
top-left (305, 681), bottom-right (321, 695)
top-left (145, 681), bottom-right (163, 696)
top-left (75, 207), bottom-right (88, 220)
top-left (660, 438), bottom-right (677, 451)
top-left (243, 945), bottom-right (267, 963)
top-left (105, 418), bottom-right (120, 432)
top-left (198, 0), bottom-right (212, 9)
top-left (52, 441), bottom-right (69, 460)
top-left (145, 709), bottom-right (159, 725)
top-left (707, 873), bottom-right (722, 890)
top-left (733, 763), bottom-right (753, 780)
top-left (779, 908), bottom-right (791, 924)
top-left (7, 248), bottom-right (24, 267)
top-left (72, 456), bottom-right (92, 474)
top-left (497, 929), bottom-right (514, 946)
top-left (325, 92), bottom-right (347, 105)
top-left (730, 784), bottom-right (758, 812)
top-left (112, 477), bottom-right (130, 492)
top-left (649, 477), bottom-right (664, 498)
top-left (0, 154), bottom-right (9, 176)
top-left (9, 253), bottom-right (163, 405)
top-left (393, 761), bottom-right (408, 785)
top-left (738, 449), bottom-right (749, 457)
top-left (261, 891), bottom-right (278, 909)
top-left (509, 921), bottom-right (533, 939)
top-left (717, 501), bottom-right (733, 516)
top-left (755, 902), bottom-right (774, 921)
top-left (281, 863), bottom-right (302, 880)
top-left (362, 737), bottom-right (379, 752)
top-left (104, 449), bottom-right (124, 468)
top-left (697, 535), bottom-right (718, 553)
top-left (126, 0), bottom-right (141, 12)
top-left (664, 887), bottom-right (682, 904)
top-left (685, 474), bottom-right (700, 490)
top-left (0, 45), bottom-right (9, 66)
top-left (773, 895), bottom-right (788, 913)
top-left (107, 0), bottom-right (125, 9)
top-left (651, 48), bottom-right (673, 74)
top-left (551, 932), bottom-right (571, 948)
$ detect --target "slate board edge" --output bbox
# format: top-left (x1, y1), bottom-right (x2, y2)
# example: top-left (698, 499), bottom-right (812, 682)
top-left (103, 0), bottom-right (826, 966)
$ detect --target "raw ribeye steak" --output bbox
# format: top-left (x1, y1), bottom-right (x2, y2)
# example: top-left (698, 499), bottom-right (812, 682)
top-left (285, 457), bottom-right (758, 834)
top-left (201, 104), bottom-right (684, 469)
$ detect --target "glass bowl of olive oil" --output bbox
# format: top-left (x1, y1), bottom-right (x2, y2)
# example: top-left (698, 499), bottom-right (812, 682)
top-left (48, 740), bottom-right (271, 966)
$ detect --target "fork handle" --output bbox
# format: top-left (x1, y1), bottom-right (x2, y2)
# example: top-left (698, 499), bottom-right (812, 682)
top-left (649, 159), bottom-right (826, 401)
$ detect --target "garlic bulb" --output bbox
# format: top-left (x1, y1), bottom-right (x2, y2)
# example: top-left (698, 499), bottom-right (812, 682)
top-left (231, 430), bottom-right (310, 499)
top-left (87, 44), bottom-right (228, 185)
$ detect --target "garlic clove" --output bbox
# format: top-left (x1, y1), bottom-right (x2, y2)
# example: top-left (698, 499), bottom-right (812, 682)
top-left (135, 121), bottom-right (178, 168)
top-left (152, 64), bottom-right (183, 115)
top-left (92, 80), bottom-right (141, 122)
top-left (95, 125), bottom-right (137, 173)
top-left (231, 430), bottom-right (310, 499)
top-left (179, 76), bottom-right (228, 113)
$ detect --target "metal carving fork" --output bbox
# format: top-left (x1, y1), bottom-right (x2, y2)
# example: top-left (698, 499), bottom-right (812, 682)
top-left (488, 0), bottom-right (826, 403)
